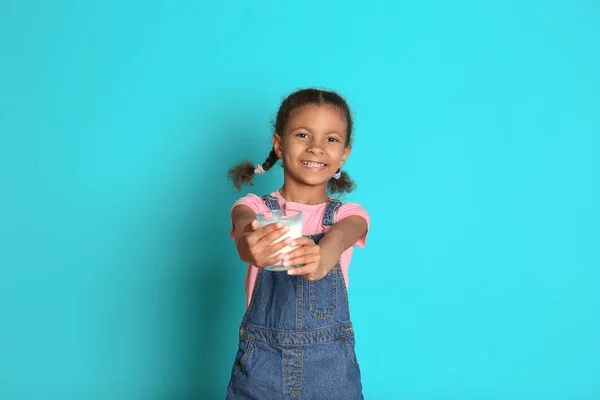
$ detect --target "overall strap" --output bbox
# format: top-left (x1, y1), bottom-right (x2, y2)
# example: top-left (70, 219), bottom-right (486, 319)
top-left (261, 194), bottom-right (281, 211)
top-left (321, 198), bottom-right (342, 227)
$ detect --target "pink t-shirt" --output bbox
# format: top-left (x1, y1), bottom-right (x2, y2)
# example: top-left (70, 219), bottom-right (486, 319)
top-left (230, 191), bottom-right (370, 307)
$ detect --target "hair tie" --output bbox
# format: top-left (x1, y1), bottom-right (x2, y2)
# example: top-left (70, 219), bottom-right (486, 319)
top-left (333, 170), bottom-right (342, 180)
top-left (254, 164), bottom-right (265, 175)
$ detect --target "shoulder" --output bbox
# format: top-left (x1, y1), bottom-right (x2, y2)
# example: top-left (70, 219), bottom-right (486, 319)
top-left (231, 193), bottom-right (268, 214)
top-left (231, 191), bottom-right (280, 214)
top-left (335, 201), bottom-right (370, 224)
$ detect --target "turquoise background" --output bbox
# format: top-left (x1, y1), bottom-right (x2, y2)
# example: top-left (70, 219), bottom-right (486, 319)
top-left (1, 1), bottom-right (599, 398)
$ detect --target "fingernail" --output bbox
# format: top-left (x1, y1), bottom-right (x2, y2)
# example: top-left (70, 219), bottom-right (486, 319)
top-left (290, 241), bottom-right (296, 246)
top-left (275, 222), bottom-right (283, 228)
top-left (283, 261), bottom-right (290, 267)
top-left (283, 254), bottom-right (290, 261)
top-left (287, 270), bottom-right (294, 275)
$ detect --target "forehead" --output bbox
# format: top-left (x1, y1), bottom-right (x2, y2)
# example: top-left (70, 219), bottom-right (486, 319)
top-left (286, 104), bottom-right (347, 133)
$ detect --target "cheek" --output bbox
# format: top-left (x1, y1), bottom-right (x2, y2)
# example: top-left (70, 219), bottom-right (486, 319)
top-left (329, 146), bottom-right (346, 160)
top-left (284, 143), bottom-right (304, 157)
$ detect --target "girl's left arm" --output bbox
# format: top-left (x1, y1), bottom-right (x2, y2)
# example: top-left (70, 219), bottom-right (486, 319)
top-left (319, 215), bottom-right (368, 271)
top-left (285, 215), bottom-right (368, 280)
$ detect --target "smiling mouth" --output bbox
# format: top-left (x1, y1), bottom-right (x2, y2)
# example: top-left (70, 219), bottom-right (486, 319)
top-left (301, 161), bottom-right (327, 169)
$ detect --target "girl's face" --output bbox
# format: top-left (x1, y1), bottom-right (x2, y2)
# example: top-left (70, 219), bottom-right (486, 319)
top-left (273, 104), bottom-right (351, 188)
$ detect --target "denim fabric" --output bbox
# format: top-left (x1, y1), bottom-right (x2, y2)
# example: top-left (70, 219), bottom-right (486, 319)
top-left (226, 196), bottom-right (363, 400)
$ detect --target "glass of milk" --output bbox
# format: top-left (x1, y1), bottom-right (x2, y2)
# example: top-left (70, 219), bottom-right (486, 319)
top-left (256, 209), bottom-right (302, 271)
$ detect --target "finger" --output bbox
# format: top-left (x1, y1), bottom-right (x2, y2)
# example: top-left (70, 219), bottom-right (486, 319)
top-left (286, 263), bottom-right (317, 276)
top-left (250, 221), bottom-right (283, 237)
top-left (283, 254), bottom-right (319, 269)
top-left (243, 219), bottom-right (260, 234)
top-left (263, 237), bottom-right (294, 257)
top-left (287, 237), bottom-right (315, 247)
top-left (283, 245), bottom-right (318, 261)
top-left (256, 252), bottom-right (286, 268)
top-left (248, 222), bottom-right (285, 245)
top-left (254, 225), bottom-right (291, 249)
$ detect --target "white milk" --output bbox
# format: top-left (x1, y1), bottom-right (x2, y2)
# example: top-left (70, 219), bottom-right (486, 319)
top-left (257, 218), bottom-right (303, 271)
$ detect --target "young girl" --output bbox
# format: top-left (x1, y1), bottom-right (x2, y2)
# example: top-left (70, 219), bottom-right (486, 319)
top-left (226, 88), bottom-right (370, 400)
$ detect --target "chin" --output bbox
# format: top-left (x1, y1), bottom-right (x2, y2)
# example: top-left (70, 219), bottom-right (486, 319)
top-left (286, 166), bottom-right (334, 187)
top-left (300, 177), bottom-right (331, 187)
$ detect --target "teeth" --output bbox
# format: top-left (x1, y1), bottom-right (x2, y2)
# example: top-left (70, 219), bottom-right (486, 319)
top-left (302, 161), bottom-right (325, 168)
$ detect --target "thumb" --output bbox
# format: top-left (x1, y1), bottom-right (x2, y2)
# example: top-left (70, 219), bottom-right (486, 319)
top-left (248, 219), bottom-right (259, 231)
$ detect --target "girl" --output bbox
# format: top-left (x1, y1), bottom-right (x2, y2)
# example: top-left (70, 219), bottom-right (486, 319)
top-left (226, 88), bottom-right (370, 400)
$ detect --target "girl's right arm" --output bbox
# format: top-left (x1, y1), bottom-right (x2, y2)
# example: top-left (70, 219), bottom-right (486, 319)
top-left (231, 205), bottom-right (292, 267)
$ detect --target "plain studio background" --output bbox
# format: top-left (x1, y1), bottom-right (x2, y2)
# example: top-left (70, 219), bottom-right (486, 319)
top-left (1, 1), bottom-right (599, 399)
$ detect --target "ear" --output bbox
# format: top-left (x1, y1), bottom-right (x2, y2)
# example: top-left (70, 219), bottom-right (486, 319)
top-left (339, 145), bottom-right (352, 169)
top-left (272, 133), bottom-right (284, 159)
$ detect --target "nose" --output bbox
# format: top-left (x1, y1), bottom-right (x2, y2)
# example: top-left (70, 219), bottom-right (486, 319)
top-left (306, 140), bottom-right (324, 155)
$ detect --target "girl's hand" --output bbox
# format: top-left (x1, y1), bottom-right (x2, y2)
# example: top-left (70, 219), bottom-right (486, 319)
top-left (284, 237), bottom-right (329, 281)
top-left (237, 220), bottom-right (294, 268)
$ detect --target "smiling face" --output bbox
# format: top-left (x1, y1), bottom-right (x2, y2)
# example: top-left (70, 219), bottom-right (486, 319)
top-left (273, 103), bottom-right (351, 188)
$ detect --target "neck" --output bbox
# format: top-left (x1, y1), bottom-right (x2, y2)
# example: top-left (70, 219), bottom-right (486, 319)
top-left (278, 180), bottom-right (329, 205)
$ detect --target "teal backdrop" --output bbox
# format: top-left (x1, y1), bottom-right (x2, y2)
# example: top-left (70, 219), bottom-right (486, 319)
top-left (1, 1), bottom-right (599, 399)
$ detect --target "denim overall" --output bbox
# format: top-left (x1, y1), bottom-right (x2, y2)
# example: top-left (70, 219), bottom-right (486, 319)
top-left (226, 195), bottom-right (363, 400)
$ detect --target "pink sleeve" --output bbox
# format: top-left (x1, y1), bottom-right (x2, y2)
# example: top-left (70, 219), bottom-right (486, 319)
top-left (335, 202), bottom-right (370, 248)
top-left (229, 194), bottom-right (263, 239)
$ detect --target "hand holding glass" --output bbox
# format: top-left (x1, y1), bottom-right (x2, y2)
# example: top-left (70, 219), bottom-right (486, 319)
top-left (256, 209), bottom-right (302, 271)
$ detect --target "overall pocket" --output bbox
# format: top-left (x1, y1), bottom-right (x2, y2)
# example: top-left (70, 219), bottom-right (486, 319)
top-left (233, 338), bottom-right (255, 373)
top-left (342, 335), bottom-right (360, 367)
top-left (309, 266), bottom-right (338, 318)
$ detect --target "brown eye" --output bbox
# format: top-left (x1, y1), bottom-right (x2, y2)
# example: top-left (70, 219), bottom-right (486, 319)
top-left (327, 137), bottom-right (339, 143)
top-left (297, 133), bottom-right (309, 139)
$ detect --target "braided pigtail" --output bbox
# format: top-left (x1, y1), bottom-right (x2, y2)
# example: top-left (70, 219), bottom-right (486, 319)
top-left (327, 169), bottom-right (356, 194)
top-left (227, 148), bottom-right (279, 190)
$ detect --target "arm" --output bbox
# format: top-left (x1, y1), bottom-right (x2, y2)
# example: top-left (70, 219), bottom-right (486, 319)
top-left (231, 204), bottom-right (258, 262)
top-left (286, 215), bottom-right (368, 280)
top-left (319, 215), bottom-right (368, 272)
